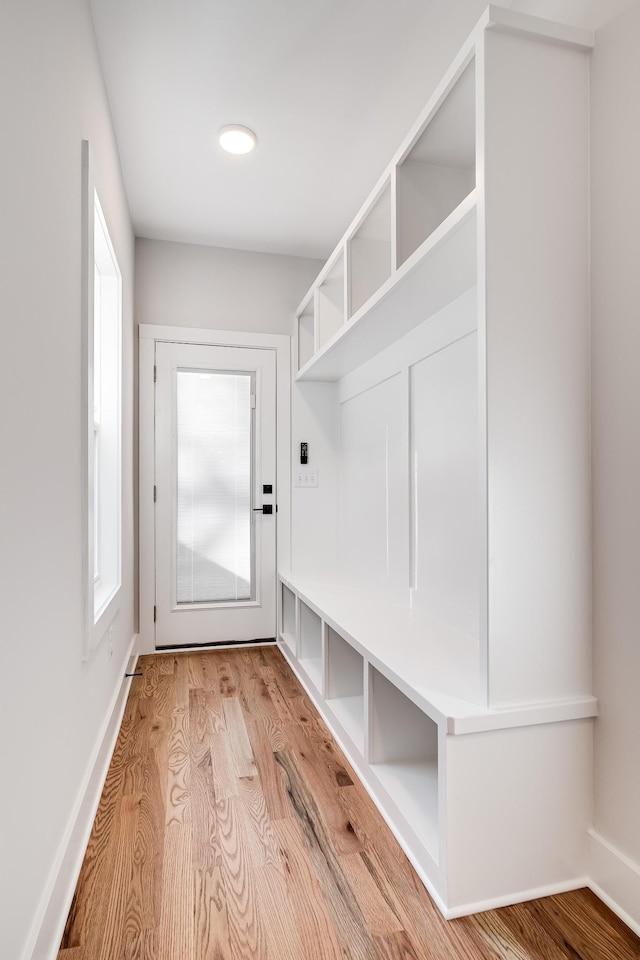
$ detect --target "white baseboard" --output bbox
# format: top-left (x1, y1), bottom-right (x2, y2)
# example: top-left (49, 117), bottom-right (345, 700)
top-left (24, 633), bottom-right (139, 960)
top-left (588, 829), bottom-right (640, 937)
top-left (443, 878), bottom-right (589, 919)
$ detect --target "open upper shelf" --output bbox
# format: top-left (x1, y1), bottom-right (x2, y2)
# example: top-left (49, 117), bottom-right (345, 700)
top-left (317, 250), bottom-right (345, 351)
top-left (397, 59), bottom-right (475, 267)
top-left (295, 48), bottom-right (477, 383)
top-left (297, 294), bottom-right (315, 371)
top-left (297, 195), bottom-right (477, 381)
top-left (294, 9), bottom-right (593, 387)
top-left (348, 180), bottom-right (393, 318)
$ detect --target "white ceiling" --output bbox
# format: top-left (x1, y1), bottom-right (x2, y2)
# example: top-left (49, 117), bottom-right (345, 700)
top-left (89, 0), bottom-right (631, 260)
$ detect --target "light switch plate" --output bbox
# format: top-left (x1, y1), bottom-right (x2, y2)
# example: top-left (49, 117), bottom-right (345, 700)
top-left (294, 468), bottom-right (319, 488)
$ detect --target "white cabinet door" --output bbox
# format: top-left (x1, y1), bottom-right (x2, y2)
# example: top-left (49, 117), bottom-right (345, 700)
top-left (155, 341), bottom-right (276, 647)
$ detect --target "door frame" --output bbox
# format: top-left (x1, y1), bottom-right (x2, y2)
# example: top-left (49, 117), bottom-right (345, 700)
top-left (139, 324), bottom-right (291, 654)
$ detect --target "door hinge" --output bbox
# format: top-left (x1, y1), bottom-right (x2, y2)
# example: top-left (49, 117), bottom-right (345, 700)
top-left (153, 365), bottom-right (157, 383)
top-left (153, 605), bottom-right (157, 623)
top-left (251, 393), bottom-right (256, 409)
top-left (153, 485), bottom-right (157, 502)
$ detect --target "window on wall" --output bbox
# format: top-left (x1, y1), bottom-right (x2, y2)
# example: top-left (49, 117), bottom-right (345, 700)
top-left (83, 141), bottom-right (122, 657)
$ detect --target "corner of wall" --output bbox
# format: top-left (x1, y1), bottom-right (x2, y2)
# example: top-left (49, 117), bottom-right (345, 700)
top-left (588, 830), bottom-right (640, 938)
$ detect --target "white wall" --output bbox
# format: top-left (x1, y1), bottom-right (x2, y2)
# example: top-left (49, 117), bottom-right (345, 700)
top-left (135, 236), bottom-right (321, 335)
top-left (0, 2), bottom-right (135, 958)
top-left (291, 381), bottom-right (340, 574)
top-left (589, 0), bottom-right (640, 928)
top-left (507, 0), bottom-right (638, 30)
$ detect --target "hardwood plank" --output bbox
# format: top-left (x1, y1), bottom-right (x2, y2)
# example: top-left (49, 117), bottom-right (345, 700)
top-left (469, 900), bottom-right (582, 960)
top-left (139, 655), bottom-right (164, 698)
top-left (237, 772), bottom-right (281, 868)
top-left (356, 847), bottom-right (466, 960)
top-left (271, 817), bottom-right (347, 960)
top-left (245, 717), bottom-right (291, 820)
top-left (215, 796), bottom-right (270, 959)
top-left (281, 723), bottom-right (363, 856)
top-left (209, 731), bottom-right (240, 799)
top-left (522, 890), bottom-right (640, 960)
top-left (122, 699), bottom-right (151, 796)
top-left (469, 910), bottom-right (536, 960)
top-left (96, 793), bottom-right (141, 960)
top-left (189, 725), bottom-right (219, 871)
top-left (339, 851), bottom-right (404, 937)
top-left (273, 747), bottom-right (376, 958)
top-left (338, 781), bottom-right (411, 871)
top-left (242, 678), bottom-right (285, 726)
top-left (59, 786), bottom-right (122, 949)
top-left (374, 929), bottom-right (423, 960)
top-left (265, 646), bottom-right (305, 700)
top-left (573, 888), bottom-right (640, 953)
top-left (165, 702), bottom-right (190, 825)
top-left (190, 684), bottom-right (226, 737)
top-left (255, 862), bottom-right (307, 960)
top-left (285, 693), bottom-right (355, 788)
top-left (135, 749), bottom-right (165, 933)
top-left (217, 655), bottom-right (241, 699)
top-left (222, 697), bottom-right (258, 779)
top-left (158, 822), bottom-right (194, 960)
top-left (189, 688), bottom-right (216, 766)
top-left (256, 664), bottom-right (296, 722)
top-left (194, 864), bottom-right (229, 960)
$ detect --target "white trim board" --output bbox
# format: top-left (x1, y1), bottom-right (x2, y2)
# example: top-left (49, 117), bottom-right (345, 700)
top-left (588, 830), bottom-right (640, 938)
top-left (24, 634), bottom-right (139, 960)
top-left (443, 878), bottom-right (591, 920)
top-left (138, 325), bottom-right (291, 655)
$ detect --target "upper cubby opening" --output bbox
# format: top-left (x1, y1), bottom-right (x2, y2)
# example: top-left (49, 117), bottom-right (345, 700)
top-left (297, 295), bottom-right (315, 372)
top-left (317, 251), bottom-right (346, 350)
top-left (348, 181), bottom-right (392, 319)
top-left (396, 58), bottom-right (476, 268)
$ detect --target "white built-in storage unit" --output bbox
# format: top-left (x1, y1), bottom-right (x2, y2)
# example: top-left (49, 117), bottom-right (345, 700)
top-left (282, 5), bottom-right (597, 918)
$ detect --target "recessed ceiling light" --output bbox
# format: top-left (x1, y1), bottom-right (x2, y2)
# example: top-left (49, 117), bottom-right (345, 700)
top-left (218, 124), bottom-right (257, 155)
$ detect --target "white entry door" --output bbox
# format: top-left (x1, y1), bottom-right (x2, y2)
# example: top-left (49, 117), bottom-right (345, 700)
top-left (154, 341), bottom-right (276, 647)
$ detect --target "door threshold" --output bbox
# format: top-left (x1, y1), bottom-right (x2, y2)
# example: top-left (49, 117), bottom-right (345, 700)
top-left (155, 638), bottom-right (276, 654)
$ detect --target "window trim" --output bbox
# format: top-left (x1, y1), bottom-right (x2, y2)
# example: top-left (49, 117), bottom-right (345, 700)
top-left (81, 141), bottom-right (122, 660)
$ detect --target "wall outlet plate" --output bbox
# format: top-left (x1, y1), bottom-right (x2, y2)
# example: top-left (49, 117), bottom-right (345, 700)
top-left (294, 468), bottom-right (319, 488)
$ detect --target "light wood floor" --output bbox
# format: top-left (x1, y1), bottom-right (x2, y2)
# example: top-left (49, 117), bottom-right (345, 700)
top-left (59, 646), bottom-right (640, 959)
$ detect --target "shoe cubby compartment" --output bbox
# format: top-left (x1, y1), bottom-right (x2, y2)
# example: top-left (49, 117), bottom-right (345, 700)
top-left (325, 626), bottom-right (364, 752)
top-left (317, 249), bottom-right (346, 350)
top-left (396, 58), bottom-right (476, 268)
top-left (280, 583), bottom-right (297, 653)
top-left (298, 600), bottom-right (323, 692)
top-left (370, 666), bottom-right (439, 863)
top-left (297, 293), bottom-right (316, 372)
top-left (348, 181), bottom-right (392, 318)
